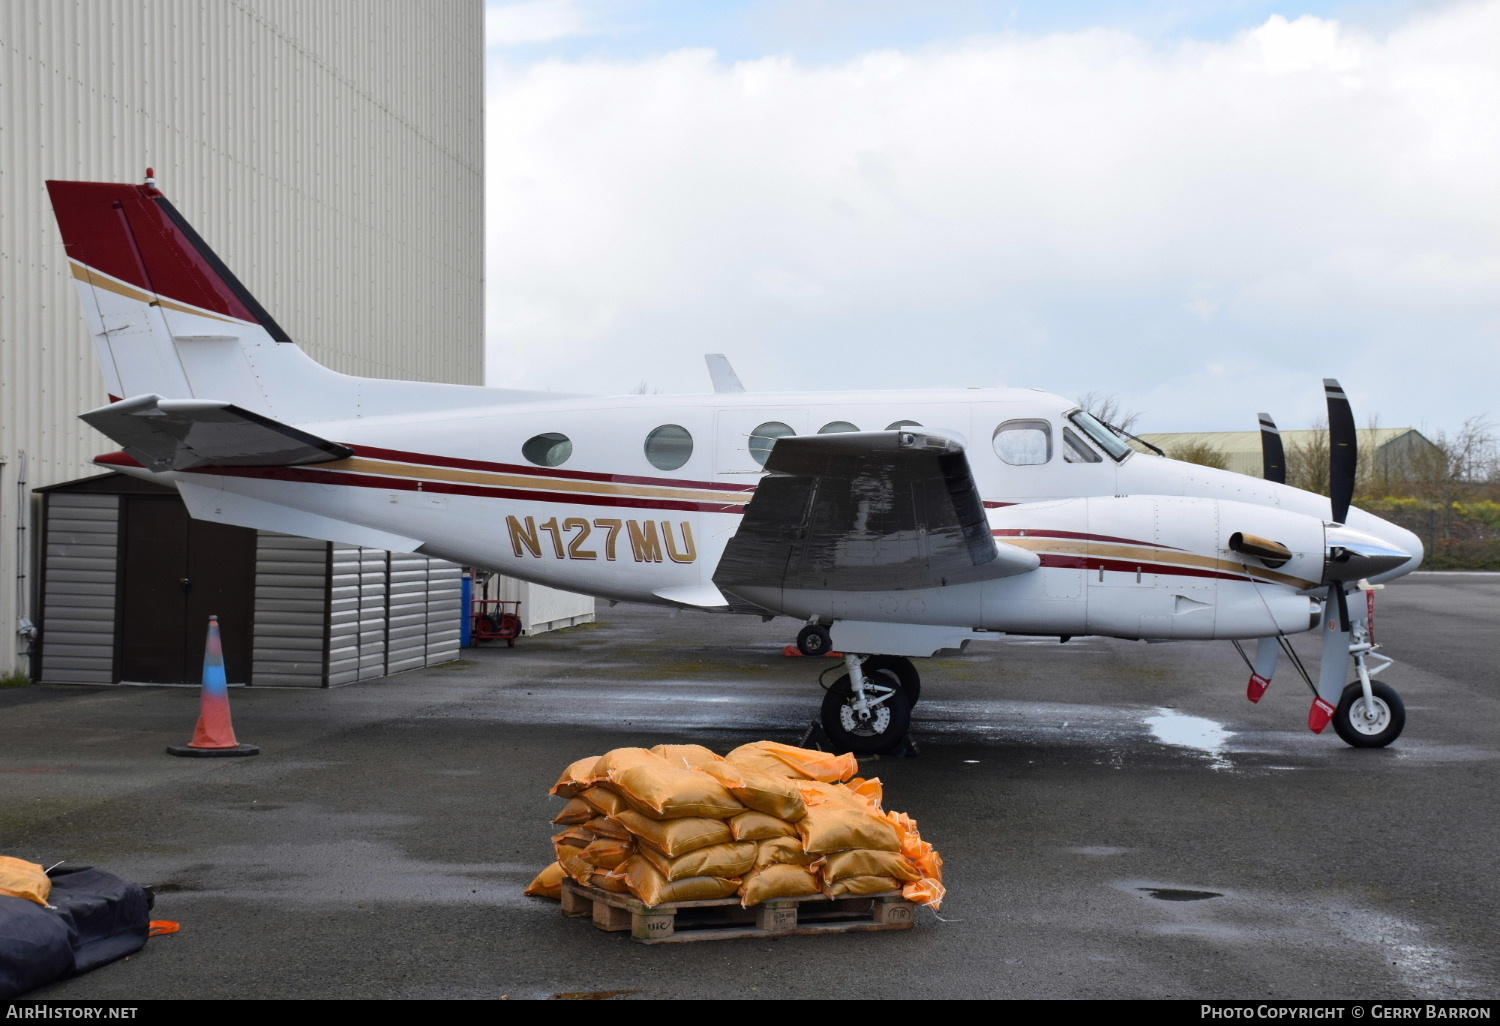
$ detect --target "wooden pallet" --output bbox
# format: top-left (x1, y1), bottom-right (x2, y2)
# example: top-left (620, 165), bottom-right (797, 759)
top-left (560, 880), bottom-right (915, 944)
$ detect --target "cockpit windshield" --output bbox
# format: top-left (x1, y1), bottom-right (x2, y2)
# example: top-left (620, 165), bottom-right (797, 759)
top-left (1068, 410), bottom-right (1133, 462)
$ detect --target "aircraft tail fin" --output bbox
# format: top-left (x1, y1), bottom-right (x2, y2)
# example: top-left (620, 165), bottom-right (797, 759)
top-left (47, 176), bottom-right (568, 428)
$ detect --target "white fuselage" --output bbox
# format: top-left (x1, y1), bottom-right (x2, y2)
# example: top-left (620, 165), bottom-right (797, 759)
top-left (110, 385), bottom-right (1423, 643)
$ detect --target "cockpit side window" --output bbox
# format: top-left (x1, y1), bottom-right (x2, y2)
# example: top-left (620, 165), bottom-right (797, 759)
top-left (992, 419), bottom-right (1052, 465)
top-left (1068, 410), bottom-right (1133, 462)
top-left (1062, 427), bottom-right (1103, 463)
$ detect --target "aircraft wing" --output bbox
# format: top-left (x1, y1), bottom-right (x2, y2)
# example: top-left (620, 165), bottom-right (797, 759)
top-left (713, 429), bottom-right (1038, 597)
top-left (80, 394), bottom-right (352, 471)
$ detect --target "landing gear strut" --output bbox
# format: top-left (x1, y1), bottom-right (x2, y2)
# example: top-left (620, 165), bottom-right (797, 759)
top-left (819, 653), bottom-right (920, 755)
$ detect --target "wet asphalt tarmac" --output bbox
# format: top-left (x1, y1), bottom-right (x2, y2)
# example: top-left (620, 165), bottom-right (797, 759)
top-left (2, 573), bottom-right (1496, 1000)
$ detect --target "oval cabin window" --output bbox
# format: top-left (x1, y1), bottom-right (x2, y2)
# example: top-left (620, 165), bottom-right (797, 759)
top-left (748, 421), bottom-right (795, 466)
top-left (522, 432), bottom-right (573, 468)
top-left (818, 421), bottom-right (859, 434)
top-left (886, 419), bottom-right (922, 431)
top-left (644, 424), bottom-right (693, 471)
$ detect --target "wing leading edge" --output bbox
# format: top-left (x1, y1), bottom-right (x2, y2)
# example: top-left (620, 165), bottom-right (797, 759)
top-left (81, 394), bottom-right (352, 471)
top-left (713, 429), bottom-right (1038, 602)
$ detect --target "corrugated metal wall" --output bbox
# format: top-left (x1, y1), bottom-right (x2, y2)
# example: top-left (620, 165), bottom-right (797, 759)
top-left (252, 533), bottom-right (329, 687)
top-left (0, 0), bottom-right (483, 673)
top-left (36, 494), bottom-right (120, 684)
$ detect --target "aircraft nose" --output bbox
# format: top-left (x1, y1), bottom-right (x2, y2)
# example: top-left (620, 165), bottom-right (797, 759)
top-left (1358, 518), bottom-right (1424, 584)
top-left (1324, 524), bottom-right (1413, 582)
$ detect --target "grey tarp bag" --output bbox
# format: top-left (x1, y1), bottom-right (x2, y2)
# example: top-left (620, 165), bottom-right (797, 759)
top-left (0, 864), bottom-right (151, 998)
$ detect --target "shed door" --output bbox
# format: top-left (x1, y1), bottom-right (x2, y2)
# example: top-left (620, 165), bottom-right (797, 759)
top-left (117, 496), bottom-right (257, 684)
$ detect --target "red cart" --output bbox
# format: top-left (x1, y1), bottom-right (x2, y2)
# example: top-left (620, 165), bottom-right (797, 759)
top-left (472, 599), bottom-right (522, 646)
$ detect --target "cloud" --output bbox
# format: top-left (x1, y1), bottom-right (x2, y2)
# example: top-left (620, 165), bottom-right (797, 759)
top-left (485, 3), bottom-right (1500, 431)
top-left (486, 0), bottom-right (595, 46)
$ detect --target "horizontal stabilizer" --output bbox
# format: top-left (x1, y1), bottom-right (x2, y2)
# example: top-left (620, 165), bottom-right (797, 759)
top-left (81, 394), bottom-right (352, 471)
top-left (714, 429), bottom-right (1038, 598)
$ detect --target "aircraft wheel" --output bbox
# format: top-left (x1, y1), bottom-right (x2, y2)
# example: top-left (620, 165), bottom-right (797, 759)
top-left (1333, 679), bottom-right (1405, 748)
top-left (820, 674), bottom-right (912, 755)
top-left (862, 655), bottom-right (921, 706)
top-left (796, 624), bottom-right (834, 657)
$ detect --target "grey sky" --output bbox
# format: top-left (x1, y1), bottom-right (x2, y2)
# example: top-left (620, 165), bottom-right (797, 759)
top-left (483, 0), bottom-right (1498, 435)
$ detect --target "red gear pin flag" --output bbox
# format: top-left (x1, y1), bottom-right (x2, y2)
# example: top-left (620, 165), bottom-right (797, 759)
top-left (167, 616), bottom-right (259, 757)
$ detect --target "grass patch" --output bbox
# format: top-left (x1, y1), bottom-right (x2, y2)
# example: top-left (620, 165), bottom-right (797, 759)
top-left (1, 668), bottom-right (31, 688)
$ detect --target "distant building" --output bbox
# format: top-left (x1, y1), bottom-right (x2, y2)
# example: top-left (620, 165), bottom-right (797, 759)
top-left (1, 2), bottom-right (486, 678)
top-left (1136, 428), bottom-right (1441, 480)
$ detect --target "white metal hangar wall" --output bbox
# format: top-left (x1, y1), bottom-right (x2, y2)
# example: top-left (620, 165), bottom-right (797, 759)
top-left (0, 0), bottom-right (484, 675)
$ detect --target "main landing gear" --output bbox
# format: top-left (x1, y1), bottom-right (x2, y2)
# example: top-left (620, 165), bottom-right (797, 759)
top-left (819, 653), bottom-right (921, 755)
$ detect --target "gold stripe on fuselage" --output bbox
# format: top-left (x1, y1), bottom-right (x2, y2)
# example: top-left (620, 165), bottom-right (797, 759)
top-left (320, 457), bottom-right (755, 506)
top-left (1002, 536), bottom-right (1318, 590)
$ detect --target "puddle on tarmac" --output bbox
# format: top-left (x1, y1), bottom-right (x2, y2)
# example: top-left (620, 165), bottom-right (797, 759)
top-left (1139, 887), bottom-right (1222, 902)
top-left (1144, 709), bottom-right (1232, 769)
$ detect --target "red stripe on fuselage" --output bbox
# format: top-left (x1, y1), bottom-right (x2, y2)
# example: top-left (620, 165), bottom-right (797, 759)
top-left (183, 463), bottom-right (746, 514)
top-left (1037, 553), bottom-right (1253, 584)
top-left (994, 528), bottom-right (1181, 551)
top-left (350, 444), bottom-right (752, 493)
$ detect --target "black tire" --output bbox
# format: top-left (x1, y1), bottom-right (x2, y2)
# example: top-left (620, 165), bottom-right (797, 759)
top-left (820, 674), bottom-right (912, 755)
top-left (796, 624), bottom-right (833, 657)
top-left (862, 655), bottom-right (921, 706)
top-left (1333, 679), bottom-right (1405, 748)
top-left (474, 614), bottom-right (498, 642)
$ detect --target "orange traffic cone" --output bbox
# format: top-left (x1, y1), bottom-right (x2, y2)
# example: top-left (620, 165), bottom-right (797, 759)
top-left (167, 616), bottom-right (259, 758)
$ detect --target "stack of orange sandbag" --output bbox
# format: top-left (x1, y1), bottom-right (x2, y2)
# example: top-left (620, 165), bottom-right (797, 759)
top-left (524, 741), bottom-right (944, 911)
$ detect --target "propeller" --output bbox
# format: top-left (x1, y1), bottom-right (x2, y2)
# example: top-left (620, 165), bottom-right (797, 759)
top-left (1257, 412), bottom-right (1285, 484)
top-left (1324, 378), bottom-right (1357, 525)
top-left (1237, 381), bottom-right (1408, 731)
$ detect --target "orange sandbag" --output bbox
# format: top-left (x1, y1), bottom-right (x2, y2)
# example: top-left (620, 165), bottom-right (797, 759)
top-left (591, 870), bottom-right (631, 894)
top-left (524, 861), bottom-right (568, 899)
top-left (620, 855), bottom-right (741, 906)
top-left (640, 841), bottom-right (756, 882)
top-left (589, 747), bottom-right (665, 783)
top-left (585, 816), bottom-right (632, 841)
top-left (756, 836), bottom-right (815, 868)
top-left (848, 777), bottom-right (884, 808)
top-left (0, 856), bottom-right (51, 906)
top-left (550, 755), bottom-right (601, 798)
top-left (608, 762), bottom-right (743, 820)
top-left (616, 810), bottom-right (733, 858)
top-left (798, 806), bottom-right (901, 853)
top-left (903, 877), bottom-right (946, 910)
top-left (552, 826), bottom-right (594, 853)
top-left (577, 837), bottom-right (634, 870)
top-left (818, 849), bottom-right (921, 883)
top-left (797, 779), bottom-right (873, 811)
top-left (725, 770), bottom-right (807, 822)
top-left (649, 743), bottom-right (727, 771)
top-left (740, 863), bottom-right (822, 906)
top-left (554, 841), bottom-right (586, 863)
top-left (727, 741), bottom-right (857, 783)
top-left (728, 810), bottom-right (798, 842)
top-left (580, 786), bottom-right (630, 819)
top-left (551, 797), bottom-right (594, 825)
top-left (560, 853), bottom-right (595, 886)
top-left (825, 874), bottom-right (903, 898)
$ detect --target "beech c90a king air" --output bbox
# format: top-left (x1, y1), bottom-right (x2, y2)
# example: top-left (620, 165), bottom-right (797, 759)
top-left (44, 175), bottom-right (1424, 754)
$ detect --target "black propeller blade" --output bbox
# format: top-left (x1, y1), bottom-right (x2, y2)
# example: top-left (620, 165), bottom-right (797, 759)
top-left (1324, 378), bottom-right (1357, 525)
top-left (1257, 412), bottom-right (1285, 484)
